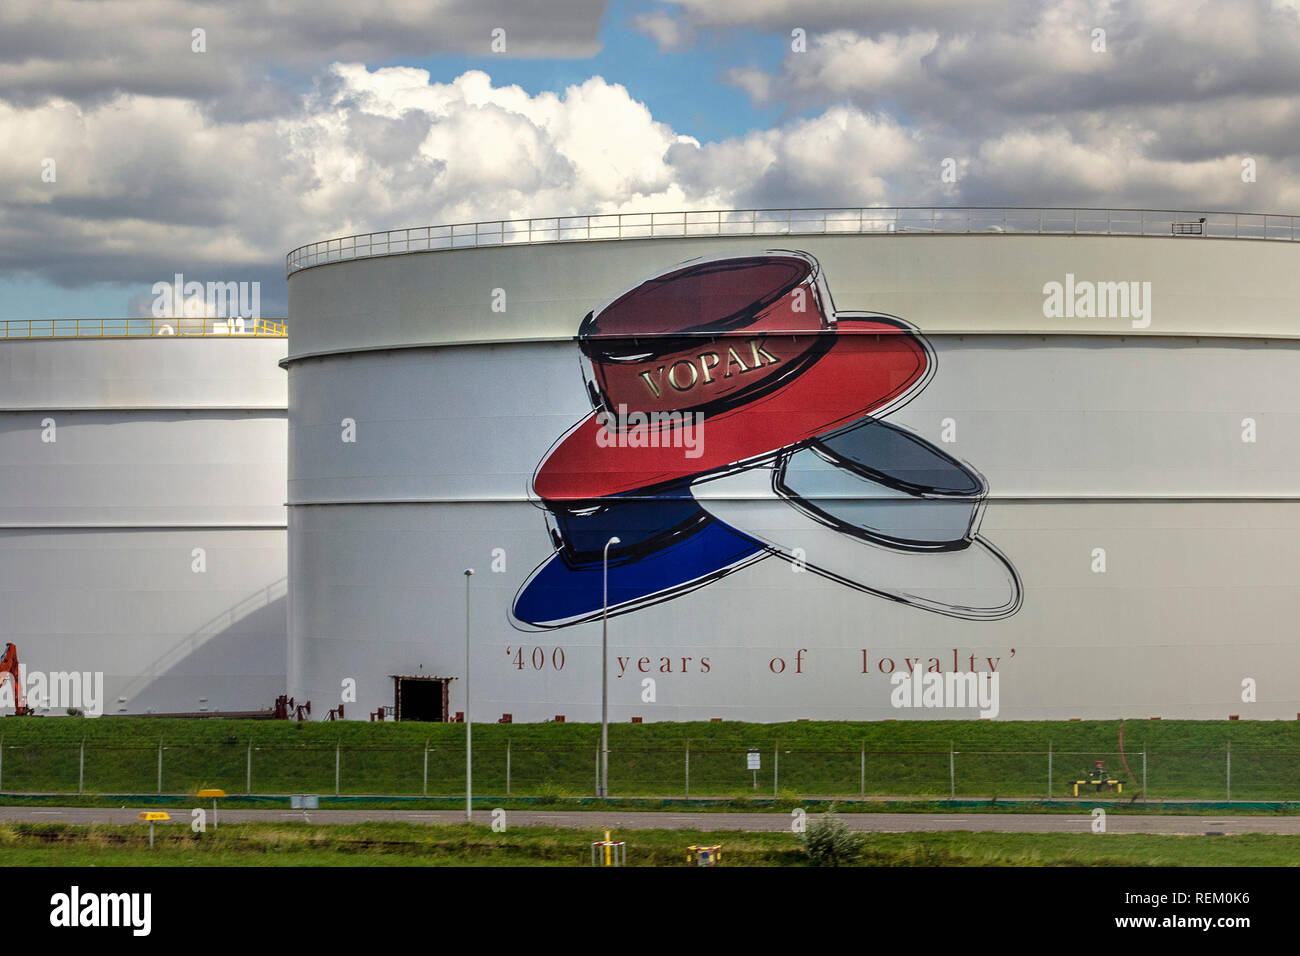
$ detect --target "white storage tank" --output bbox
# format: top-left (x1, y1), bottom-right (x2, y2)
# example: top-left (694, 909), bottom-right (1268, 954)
top-left (285, 209), bottom-right (1300, 721)
top-left (0, 320), bottom-right (288, 715)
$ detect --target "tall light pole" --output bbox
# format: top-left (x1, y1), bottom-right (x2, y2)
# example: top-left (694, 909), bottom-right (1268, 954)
top-left (600, 536), bottom-right (620, 799)
top-left (463, 568), bottom-right (474, 822)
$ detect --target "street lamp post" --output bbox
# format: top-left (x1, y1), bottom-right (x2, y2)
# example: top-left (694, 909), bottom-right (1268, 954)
top-left (464, 568), bottom-right (474, 822)
top-left (600, 536), bottom-right (620, 799)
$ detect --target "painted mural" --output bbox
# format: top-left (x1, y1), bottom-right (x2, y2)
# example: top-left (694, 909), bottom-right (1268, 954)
top-left (511, 250), bottom-right (1022, 629)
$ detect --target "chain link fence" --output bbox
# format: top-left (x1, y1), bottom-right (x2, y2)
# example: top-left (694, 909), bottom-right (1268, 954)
top-left (3, 740), bottom-right (1299, 801)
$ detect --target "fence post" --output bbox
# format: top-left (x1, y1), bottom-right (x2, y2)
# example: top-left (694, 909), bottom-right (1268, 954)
top-left (1047, 741), bottom-right (1052, 802)
top-left (506, 738), bottom-right (511, 798)
top-left (422, 741), bottom-right (429, 797)
top-left (246, 739), bottom-right (252, 795)
top-left (860, 741), bottom-right (865, 799)
top-left (685, 740), bottom-right (690, 798)
top-left (157, 738), bottom-right (163, 795)
top-left (773, 742), bottom-right (779, 799)
top-left (335, 740), bottom-right (341, 796)
top-left (949, 741), bottom-right (955, 801)
top-left (1226, 741), bottom-right (1231, 802)
top-left (594, 747), bottom-right (599, 797)
top-left (79, 737), bottom-right (85, 795)
top-left (1142, 750), bottom-right (1147, 801)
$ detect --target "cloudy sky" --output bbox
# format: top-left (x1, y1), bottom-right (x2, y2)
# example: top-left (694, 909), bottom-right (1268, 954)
top-left (3, 0), bottom-right (1299, 318)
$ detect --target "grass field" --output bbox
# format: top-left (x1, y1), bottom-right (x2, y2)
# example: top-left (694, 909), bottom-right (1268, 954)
top-left (3, 820), bottom-right (1298, 866)
top-left (1, 717), bottom-right (1297, 801)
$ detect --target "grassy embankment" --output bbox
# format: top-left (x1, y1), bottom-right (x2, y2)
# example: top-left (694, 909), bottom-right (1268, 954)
top-left (0, 717), bottom-right (1297, 802)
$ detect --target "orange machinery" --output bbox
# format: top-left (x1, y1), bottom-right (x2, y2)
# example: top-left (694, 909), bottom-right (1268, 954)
top-left (0, 643), bottom-right (33, 716)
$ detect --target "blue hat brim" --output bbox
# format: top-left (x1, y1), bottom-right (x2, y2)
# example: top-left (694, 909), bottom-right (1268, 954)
top-left (511, 515), bottom-right (768, 630)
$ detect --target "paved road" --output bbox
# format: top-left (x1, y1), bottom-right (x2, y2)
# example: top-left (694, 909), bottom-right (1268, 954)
top-left (2, 807), bottom-right (1297, 835)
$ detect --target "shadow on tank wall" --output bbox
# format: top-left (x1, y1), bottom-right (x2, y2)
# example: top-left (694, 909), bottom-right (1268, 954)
top-left (109, 582), bottom-right (287, 716)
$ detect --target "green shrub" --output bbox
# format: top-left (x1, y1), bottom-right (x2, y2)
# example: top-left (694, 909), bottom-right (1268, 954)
top-left (800, 807), bottom-right (863, 867)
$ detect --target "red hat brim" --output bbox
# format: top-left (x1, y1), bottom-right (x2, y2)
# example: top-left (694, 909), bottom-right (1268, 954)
top-left (533, 314), bottom-right (934, 503)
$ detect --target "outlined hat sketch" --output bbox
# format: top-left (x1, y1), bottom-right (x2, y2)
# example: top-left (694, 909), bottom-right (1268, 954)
top-left (693, 417), bottom-right (1023, 620)
top-left (517, 248), bottom-right (1020, 627)
top-left (511, 484), bottom-right (769, 630)
top-left (532, 251), bottom-right (934, 503)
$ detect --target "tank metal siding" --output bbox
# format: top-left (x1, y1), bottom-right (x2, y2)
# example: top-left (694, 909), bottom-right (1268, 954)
top-left (0, 338), bottom-right (288, 715)
top-left (286, 235), bottom-right (1300, 721)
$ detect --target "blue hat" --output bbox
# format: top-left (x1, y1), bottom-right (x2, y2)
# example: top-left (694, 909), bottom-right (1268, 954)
top-left (511, 486), bottom-right (769, 630)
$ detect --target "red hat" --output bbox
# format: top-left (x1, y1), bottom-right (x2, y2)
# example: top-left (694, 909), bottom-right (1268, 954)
top-left (533, 250), bottom-right (933, 503)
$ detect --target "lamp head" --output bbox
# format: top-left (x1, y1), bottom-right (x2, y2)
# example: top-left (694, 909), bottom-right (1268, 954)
top-left (464, 568), bottom-right (474, 577)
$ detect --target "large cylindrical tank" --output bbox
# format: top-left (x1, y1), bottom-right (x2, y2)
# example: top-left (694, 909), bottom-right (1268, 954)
top-left (285, 210), bottom-right (1300, 721)
top-left (0, 329), bottom-right (287, 714)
